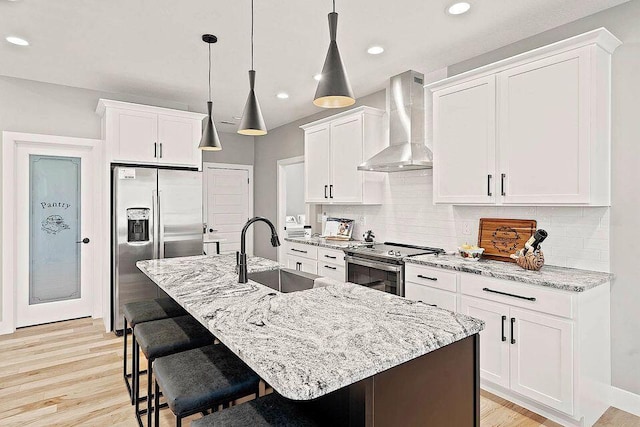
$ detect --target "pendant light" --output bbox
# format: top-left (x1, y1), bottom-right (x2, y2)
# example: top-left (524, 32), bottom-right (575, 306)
top-left (199, 34), bottom-right (223, 151)
top-left (313, 0), bottom-right (355, 108)
top-left (238, 0), bottom-right (267, 135)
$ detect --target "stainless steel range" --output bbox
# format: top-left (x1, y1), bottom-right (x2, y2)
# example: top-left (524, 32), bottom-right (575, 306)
top-left (344, 242), bottom-right (445, 297)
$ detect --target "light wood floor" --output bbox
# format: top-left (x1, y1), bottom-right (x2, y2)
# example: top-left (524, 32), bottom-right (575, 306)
top-left (0, 318), bottom-right (638, 427)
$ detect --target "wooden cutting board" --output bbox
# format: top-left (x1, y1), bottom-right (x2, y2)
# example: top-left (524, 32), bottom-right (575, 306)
top-left (478, 218), bottom-right (537, 262)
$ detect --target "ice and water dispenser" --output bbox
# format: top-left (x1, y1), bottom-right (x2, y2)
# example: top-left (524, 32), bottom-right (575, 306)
top-left (127, 208), bottom-right (150, 242)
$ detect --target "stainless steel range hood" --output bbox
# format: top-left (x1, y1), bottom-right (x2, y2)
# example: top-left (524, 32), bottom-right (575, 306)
top-left (358, 70), bottom-right (432, 172)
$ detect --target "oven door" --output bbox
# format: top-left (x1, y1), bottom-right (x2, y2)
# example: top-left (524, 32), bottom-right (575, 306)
top-left (345, 255), bottom-right (404, 296)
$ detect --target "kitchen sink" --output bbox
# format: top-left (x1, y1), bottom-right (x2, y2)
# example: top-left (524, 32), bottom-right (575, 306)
top-left (248, 268), bottom-right (319, 293)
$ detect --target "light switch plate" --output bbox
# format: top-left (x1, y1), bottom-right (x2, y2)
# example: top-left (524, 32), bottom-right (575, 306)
top-left (462, 221), bottom-right (472, 235)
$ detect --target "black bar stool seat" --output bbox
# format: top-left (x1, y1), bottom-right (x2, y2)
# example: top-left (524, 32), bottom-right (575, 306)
top-left (153, 344), bottom-right (261, 426)
top-left (190, 393), bottom-right (324, 427)
top-left (134, 314), bottom-right (214, 426)
top-left (123, 298), bottom-right (187, 403)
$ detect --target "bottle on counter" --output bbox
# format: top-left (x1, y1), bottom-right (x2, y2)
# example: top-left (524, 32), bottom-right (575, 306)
top-left (524, 229), bottom-right (548, 254)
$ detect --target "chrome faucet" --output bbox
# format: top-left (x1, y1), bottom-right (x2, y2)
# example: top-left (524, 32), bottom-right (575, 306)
top-left (238, 217), bottom-right (280, 283)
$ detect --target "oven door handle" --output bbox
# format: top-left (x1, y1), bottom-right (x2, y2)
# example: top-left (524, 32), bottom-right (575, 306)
top-left (345, 255), bottom-right (403, 273)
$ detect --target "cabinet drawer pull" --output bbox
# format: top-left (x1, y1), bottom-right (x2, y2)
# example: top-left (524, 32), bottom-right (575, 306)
top-left (482, 287), bottom-right (536, 301)
top-left (487, 174), bottom-right (493, 197)
top-left (510, 317), bottom-right (516, 344)
top-left (324, 185), bottom-right (328, 199)
top-left (417, 274), bottom-right (438, 281)
top-left (324, 265), bottom-right (337, 270)
top-left (291, 248), bottom-right (308, 254)
top-left (154, 142), bottom-right (157, 158)
top-left (159, 143), bottom-right (163, 158)
top-left (501, 173), bottom-right (506, 196)
top-left (324, 255), bottom-right (337, 259)
top-left (501, 315), bottom-right (507, 342)
top-left (329, 184), bottom-right (334, 199)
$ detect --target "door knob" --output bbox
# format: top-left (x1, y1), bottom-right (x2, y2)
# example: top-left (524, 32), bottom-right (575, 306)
top-left (76, 238), bottom-right (90, 244)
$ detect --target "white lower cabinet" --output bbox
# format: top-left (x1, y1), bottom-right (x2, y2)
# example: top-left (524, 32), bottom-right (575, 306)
top-left (405, 283), bottom-right (457, 312)
top-left (286, 254), bottom-right (317, 275)
top-left (460, 296), bottom-right (573, 414)
top-left (285, 244), bottom-right (345, 280)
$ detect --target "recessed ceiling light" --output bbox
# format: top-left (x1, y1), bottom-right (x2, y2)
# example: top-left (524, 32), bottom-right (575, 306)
top-left (367, 46), bottom-right (384, 55)
top-left (276, 92), bottom-right (289, 99)
top-left (6, 36), bottom-right (29, 46)
top-left (313, 74), bottom-right (322, 81)
top-left (447, 2), bottom-right (471, 15)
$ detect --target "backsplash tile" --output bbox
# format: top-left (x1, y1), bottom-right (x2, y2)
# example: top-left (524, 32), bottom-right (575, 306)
top-left (323, 169), bottom-right (610, 272)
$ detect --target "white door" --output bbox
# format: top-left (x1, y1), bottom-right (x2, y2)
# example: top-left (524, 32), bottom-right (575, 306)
top-left (405, 283), bottom-right (457, 312)
top-left (112, 108), bottom-right (158, 164)
top-left (15, 145), bottom-right (96, 327)
top-left (204, 166), bottom-right (251, 255)
top-left (497, 47), bottom-right (590, 204)
top-left (510, 308), bottom-right (574, 414)
top-left (157, 114), bottom-right (201, 168)
top-left (459, 296), bottom-right (510, 388)
top-left (432, 76), bottom-right (496, 204)
top-left (304, 125), bottom-right (331, 203)
top-left (330, 116), bottom-right (364, 203)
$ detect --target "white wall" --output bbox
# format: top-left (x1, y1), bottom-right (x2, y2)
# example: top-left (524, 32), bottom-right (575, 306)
top-left (285, 163), bottom-right (305, 218)
top-left (323, 170), bottom-right (610, 272)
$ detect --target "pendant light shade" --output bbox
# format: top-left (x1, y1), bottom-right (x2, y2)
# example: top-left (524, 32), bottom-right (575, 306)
top-left (199, 34), bottom-right (223, 151)
top-left (200, 101), bottom-right (223, 151)
top-left (313, 5), bottom-right (355, 109)
top-left (238, 70), bottom-right (267, 135)
top-left (238, 0), bottom-right (267, 135)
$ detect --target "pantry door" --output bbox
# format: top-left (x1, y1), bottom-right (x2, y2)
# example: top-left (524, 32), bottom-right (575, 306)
top-left (14, 141), bottom-right (97, 328)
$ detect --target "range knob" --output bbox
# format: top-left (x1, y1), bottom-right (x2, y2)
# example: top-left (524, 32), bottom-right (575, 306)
top-left (387, 250), bottom-right (395, 256)
top-left (394, 251), bottom-right (401, 257)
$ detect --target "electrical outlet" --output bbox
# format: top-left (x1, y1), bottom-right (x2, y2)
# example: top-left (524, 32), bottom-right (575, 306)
top-left (462, 221), bottom-right (472, 236)
top-left (317, 213), bottom-right (323, 223)
top-left (358, 216), bottom-right (365, 227)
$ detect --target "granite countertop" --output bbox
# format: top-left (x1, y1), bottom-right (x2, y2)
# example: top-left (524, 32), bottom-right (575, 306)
top-left (137, 254), bottom-right (484, 400)
top-left (404, 254), bottom-right (612, 293)
top-left (284, 236), bottom-right (370, 250)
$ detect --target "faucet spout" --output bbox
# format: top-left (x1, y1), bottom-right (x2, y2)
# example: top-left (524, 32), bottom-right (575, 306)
top-left (238, 217), bottom-right (280, 283)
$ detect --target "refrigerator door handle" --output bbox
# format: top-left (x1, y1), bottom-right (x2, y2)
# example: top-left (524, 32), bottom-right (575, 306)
top-left (152, 190), bottom-right (159, 259)
top-left (158, 190), bottom-right (165, 258)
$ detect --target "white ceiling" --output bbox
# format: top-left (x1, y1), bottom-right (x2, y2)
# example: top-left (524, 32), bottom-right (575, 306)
top-left (0, 0), bottom-right (628, 131)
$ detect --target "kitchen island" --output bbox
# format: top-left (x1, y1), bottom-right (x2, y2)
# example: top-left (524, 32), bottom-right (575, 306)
top-left (137, 254), bottom-right (484, 426)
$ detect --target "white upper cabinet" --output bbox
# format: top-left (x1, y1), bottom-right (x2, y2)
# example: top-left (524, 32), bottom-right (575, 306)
top-left (433, 76), bottom-right (496, 204)
top-left (301, 106), bottom-right (385, 205)
top-left (428, 29), bottom-right (621, 206)
top-left (97, 99), bottom-right (204, 169)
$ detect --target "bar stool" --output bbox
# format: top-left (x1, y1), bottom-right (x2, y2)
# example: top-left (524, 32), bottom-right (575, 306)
top-left (152, 343), bottom-right (261, 427)
top-left (134, 315), bottom-right (214, 427)
top-left (123, 298), bottom-right (187, 403)
top-left (190, 393), bottom-right (324, 427)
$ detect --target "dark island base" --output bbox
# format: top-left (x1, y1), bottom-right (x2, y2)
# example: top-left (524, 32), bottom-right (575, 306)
top-left (284, 334), bottom-right (480, 426)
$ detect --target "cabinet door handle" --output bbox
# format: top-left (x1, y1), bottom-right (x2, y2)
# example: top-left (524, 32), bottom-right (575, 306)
top-left (329, 184), bottom-right (333, 199)
top-left (501, 315), bottom-right (507, 342)
top-left (324, 255), bottom-right (337, 259)
top-left (510, 317), bottom-right (516, 344)
top-left (487, 174), bottom-right (493, 197)
top-left (154, 142), bottom-right (157, 158)
top-left (501, 173), bottom-right (506, 196)
top-left (482, 287), bottom-right (536, 302)
top-left (324, 265), bottom-right (337, 270)
top-left (291, 248), bottom-right (307, 254)
top-left (159, 143), bottom-right (163, 158)
top-left (417, 274), bottom-right (437, 281)
top-left (324, 185), bottom-right (328, 199)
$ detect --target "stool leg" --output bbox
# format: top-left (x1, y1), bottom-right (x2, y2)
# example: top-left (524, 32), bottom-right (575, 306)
top-left (134, 338), bottom-right (140, 420)
top-left (124, 317), bottom-right (132, 404)
top-left (147, 359), bottom-right (153, 427)
top-left (176, 416), bottom-right (182, 427)
top-left (154, 378), bottom-right (160, 427)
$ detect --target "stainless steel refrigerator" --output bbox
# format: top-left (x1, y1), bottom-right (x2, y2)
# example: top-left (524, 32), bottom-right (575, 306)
top-left (111, 166), bottom-right (203, 332)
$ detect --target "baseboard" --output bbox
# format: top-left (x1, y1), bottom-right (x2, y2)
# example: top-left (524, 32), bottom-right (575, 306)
top-left (611, 386), bottom-right (640, 417)
top-left (0, 319), bottom-right (15, 335)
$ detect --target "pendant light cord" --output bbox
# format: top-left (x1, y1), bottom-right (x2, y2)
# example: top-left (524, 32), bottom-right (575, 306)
top-left (332, 0), bottom-right (335, 12)
top-left (251, 0), bottom-right (254, 70)
top-left (208, 42), bottom-right (212, 102)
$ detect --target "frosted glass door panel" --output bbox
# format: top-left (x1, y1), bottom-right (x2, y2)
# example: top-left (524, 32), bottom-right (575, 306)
top-left (29, 155), bottom-right (81, 304)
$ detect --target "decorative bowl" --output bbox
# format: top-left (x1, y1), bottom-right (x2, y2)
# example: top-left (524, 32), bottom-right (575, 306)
top-left (458, 247), bottom-right (485, 261)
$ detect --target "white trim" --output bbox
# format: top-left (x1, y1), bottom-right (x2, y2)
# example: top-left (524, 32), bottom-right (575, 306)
top-left (426, 28), bottom-right (621, 93)
top-left (202, 162), bottom-right (254, 255)
top-left (299, 106), bottom-right (384, 130)
top-left (277, 156), bottom-right (305, 264)
top-left (96, 98), bottom-right (205, 120)
top-left (1, 132), bottom-right (105, 335)
top-left (611, 386), bottom-right (640, 417)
